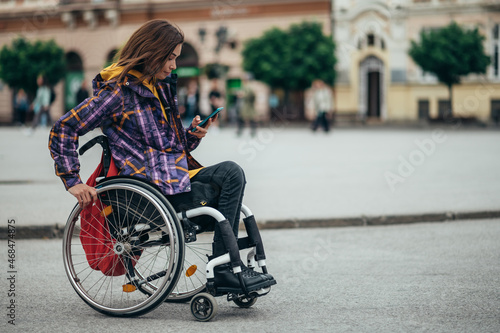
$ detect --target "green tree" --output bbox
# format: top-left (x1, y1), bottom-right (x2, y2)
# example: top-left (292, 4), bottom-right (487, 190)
top-left (409, 22), bottom-right (490, 118)
top-left (203, 63), bottom-right (230, 80)
top-left (242, 21), bottom-right (336, 119)
top-left (0, 37), bottom-right (66, 97)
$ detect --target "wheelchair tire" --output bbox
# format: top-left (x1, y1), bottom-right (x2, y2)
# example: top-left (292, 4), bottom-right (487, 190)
top-left (62, 178), bottom-right (185, 317)
top-left (190, 293), bottom-right (218, 322)
top-left (233, 295), bottom-right (258, 308)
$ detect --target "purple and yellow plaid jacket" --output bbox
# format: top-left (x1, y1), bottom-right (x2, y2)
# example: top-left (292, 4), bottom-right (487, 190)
top-left (49, 71), bottom-right (202, 196)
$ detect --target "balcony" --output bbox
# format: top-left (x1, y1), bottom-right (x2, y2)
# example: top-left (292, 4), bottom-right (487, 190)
top-left (0, 0), bottom-right (117, 16)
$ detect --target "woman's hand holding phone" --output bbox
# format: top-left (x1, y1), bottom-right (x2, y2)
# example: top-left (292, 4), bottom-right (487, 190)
top-left (189, 114), bottom-right (218, 138)
top-left (189, 107), bottom-right (223, 138)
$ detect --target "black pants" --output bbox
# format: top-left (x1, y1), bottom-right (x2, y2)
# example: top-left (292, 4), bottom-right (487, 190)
top-left (237, 118), bottom-right (257, 137)
top-left (188, 161), bottom-right (246, 243)
top-left (32, 107), bottom-right (52, 129)
top-left (312, 111), bottom-right (330, 132)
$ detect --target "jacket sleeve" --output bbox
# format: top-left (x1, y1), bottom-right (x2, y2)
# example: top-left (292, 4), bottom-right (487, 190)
top-left (48, 86), bottom-right (123, 190)
top-left (184, 125), bottom-right (202, 151)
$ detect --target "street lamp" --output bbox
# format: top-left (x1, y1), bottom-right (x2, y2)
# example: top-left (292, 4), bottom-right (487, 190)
top-left (215, 26), bottom-right (228, 54)
top-left (198, 27), bottom-right (207, 43)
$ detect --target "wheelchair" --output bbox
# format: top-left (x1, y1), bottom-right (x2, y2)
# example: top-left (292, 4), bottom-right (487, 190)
top-left (62, 136), bottom-right (276, 321)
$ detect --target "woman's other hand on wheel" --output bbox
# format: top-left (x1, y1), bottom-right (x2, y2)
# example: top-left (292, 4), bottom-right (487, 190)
top-left (68, 183), bottom-right (98, 208)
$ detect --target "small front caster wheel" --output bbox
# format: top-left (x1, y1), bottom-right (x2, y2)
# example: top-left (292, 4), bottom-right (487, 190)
top-left (190, 293), bottom-right (218, 322)
top-left (233, 295), bottom-right (258, 308)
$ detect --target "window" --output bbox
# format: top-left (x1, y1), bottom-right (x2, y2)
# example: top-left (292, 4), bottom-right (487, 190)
top-left (367, 34), bottom-right (375, 46)
top-left (491, 100), bottom-right (500, 124)
top-left (418, 99), bottom-right (429, 120)
top-left (391, 69), bottom-right (406, 83)
top-left (438, 99), bottom-right (451, 119)
top-left (336, 70), bottom-right (350, 84)
top-left (359, 34), bottom-right (385, 50)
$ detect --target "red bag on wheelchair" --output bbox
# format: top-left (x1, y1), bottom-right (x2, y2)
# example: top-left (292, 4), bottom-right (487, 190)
top-left (79, 157), bottom-right (141, 277)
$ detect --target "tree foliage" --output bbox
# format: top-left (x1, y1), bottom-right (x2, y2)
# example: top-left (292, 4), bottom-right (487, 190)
top-left (242, 21), bottom-right (336, 91)
top-left (409, 22), bottom-right (490, 116)
top-left (204, 63), bottom-right (230, 79)
top-left (0, 37), bottom-right (66, 96)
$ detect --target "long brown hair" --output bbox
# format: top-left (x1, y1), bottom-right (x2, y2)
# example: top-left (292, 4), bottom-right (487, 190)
top-left (115, 19), bottom-right (184, 83)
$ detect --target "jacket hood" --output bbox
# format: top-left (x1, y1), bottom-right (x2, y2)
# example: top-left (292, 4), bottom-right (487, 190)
top-left (93, 63), bottom-right (154, 98)
top-left (99, 63), bottom-right (143, 82)
top-left (93, 63), bottom-right (178, 99)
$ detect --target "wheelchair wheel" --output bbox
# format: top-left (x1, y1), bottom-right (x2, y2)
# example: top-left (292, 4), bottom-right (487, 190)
top-left (233, 295), bottom-right (258, 308)
top-left (62, 178), bottom-right (185, 317)
top-left (190, 292), bottom-right (218, 322)
top-left (165, 231), bottom-right (212, 303)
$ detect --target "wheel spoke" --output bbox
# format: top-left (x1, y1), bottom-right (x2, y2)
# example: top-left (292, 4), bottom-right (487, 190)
top-left (63, 180), bottom-right (184, 317)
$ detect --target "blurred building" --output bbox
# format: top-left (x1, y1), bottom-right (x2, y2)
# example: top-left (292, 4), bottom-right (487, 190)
top-left (0, 0), bottom-right (332, 123)
top-left (331, 0), bottom-right (500, 124)
top-left (0, 0), bottom-right (499, 124)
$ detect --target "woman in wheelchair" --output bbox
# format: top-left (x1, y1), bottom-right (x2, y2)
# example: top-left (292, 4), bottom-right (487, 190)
top-left (49, 19), bottom-right (275, 305)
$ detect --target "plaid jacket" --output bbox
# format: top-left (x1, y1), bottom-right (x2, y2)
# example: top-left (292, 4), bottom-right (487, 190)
top-left (49, 72), bottom-right (202, 195)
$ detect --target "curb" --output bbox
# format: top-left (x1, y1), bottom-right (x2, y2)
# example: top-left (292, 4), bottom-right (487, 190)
top-left (2, 210), bottom-right (500, 240)
top-left (0, 224), bottom-right (65, 240)
top-left (256, 210), bottom-right (500, 229)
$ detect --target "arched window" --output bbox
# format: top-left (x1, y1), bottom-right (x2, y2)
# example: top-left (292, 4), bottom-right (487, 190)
top-left (367, 33), bottom-right (375, 46)
top-left (65, 51), bottom-right (84, 111)
top-left (175, 42), bottom-right (200, 79)
top-left (173, 43), bottom-right (200, 122)
top-left (358, 33), bottom-right (385, 50)
top-left (66, 51), bottom-right (83, 72)
top-left (177, 43), bottom-right (199, 68)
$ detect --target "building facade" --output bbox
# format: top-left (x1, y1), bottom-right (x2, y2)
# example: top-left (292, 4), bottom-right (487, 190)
top-left (333, 0), bottom-right (500, 123)
top-left (0, 0), bottom-right (499, 124)
top-left (0, 0), bottom-right (332, 123)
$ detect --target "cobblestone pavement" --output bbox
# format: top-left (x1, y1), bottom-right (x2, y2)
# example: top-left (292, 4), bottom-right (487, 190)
top-left (1, 125), bottom-right (499, 232)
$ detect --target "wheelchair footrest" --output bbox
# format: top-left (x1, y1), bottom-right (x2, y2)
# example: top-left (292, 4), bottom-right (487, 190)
top-left (227, 286), bottom-right (272, 302)
top-left (208, 274), bottom-right (276, 298)
top-left (212, 282), bottom-right (276, 298)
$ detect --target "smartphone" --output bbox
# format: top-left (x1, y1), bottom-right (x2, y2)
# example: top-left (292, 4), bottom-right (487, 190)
top-left (192, 107), bottom-right (224, 132)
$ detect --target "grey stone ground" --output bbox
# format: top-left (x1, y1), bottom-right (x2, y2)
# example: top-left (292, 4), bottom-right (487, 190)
top-left (0, 125), bottom-right (499, 332)
top-left (0, 219), bottom-right (499, 332)
top-left (1, 124), bottom-right (499, 236)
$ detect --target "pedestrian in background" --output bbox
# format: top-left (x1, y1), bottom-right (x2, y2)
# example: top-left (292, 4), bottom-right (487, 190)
top-left (14, 89), bottom-right (29, 126)
top-left (76, 80), bottom-right (90, 105)
top-left (182, 79), bottom-right (199, 125)
top-left (208, 79), bottom-right (222, 130)
top-left (27, 75), bottom-right (51, 134)
top-left (268, 92), bottom-right (279, 111)
top-left (311, 79), bottom-right (333, 133)
top-left (237, 74), bottom-right (257, 137)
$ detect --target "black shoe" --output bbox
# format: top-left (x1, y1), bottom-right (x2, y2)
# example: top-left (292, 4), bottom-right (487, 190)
top-left (214, 264), bottom-right (275, 294)
top-left (242, 264), bottom-right (275, 282)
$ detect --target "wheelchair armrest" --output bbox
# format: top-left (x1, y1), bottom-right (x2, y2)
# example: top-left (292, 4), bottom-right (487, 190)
top-left (79, 135), bottom-right (112, 178)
